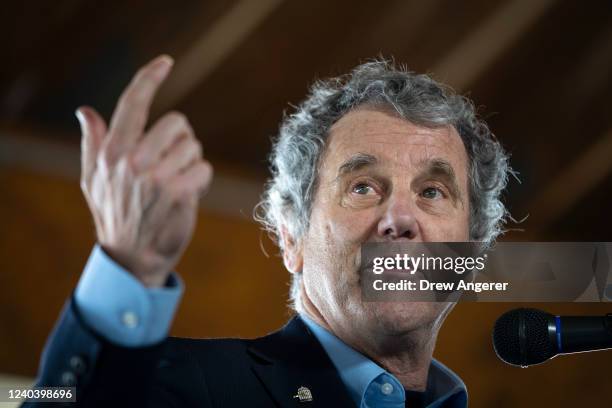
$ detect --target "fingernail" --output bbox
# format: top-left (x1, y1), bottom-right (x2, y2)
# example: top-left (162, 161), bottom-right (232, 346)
top-left (154, 55), bottom-right (174, 77)
top-left (75, 108), bottom-right (86, 125)
top-left (156, 54), bottom-right (174, 66)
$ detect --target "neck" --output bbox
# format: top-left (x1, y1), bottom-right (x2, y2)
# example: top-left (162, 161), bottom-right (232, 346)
top-left (357, 327), bottom-right (437, 391)
top-left (300, 295), bottom-right (443, 391)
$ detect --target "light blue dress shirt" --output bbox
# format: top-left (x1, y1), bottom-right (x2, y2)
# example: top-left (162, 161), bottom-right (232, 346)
top-left (74, 245), bottom-right (183, 347)
top-left (300, 314), bottom-right (467, 408)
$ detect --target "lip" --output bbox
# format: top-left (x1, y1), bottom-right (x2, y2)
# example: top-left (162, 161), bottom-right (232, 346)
top-left (366, 267), bottom-right (429, 283)
top-left (384, 267), bottom-right (427, 277)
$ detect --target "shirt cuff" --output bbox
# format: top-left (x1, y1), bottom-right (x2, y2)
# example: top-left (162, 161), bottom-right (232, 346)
top-left (74, 245), bottom-right (184, 347)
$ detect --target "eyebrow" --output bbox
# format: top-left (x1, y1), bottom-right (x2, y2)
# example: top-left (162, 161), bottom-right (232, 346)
top-left (336, 153), bottom-right (378, 178)
top-left (415, 158), bottom-right (463, 205)
top-left (334, 153), bottom-right (464, 204)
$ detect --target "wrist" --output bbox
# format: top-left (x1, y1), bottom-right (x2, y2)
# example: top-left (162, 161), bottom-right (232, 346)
top-left (99, 244), bottom-right (171, 288)
top-left (134, 272), bottom-right (170, 288)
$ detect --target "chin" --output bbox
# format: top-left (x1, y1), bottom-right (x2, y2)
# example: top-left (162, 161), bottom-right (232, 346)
top-left (359, 300), bottom-right (452, 336)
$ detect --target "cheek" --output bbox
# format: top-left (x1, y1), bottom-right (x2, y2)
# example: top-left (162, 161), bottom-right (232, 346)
top-left (302, 204), bottom-right (375, 279)
top-left (421, 210), bottom-right (470, 241)
top-left (309, 195), bottom-right (374, 245)
top-left (327, 200), bottom-right (382, 245)
top-left (305, 216), bottom-right (356, 265)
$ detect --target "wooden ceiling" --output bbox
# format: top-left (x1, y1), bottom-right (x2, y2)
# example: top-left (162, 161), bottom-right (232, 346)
top-left (2, 0), bottom-right (611, 237)
top-left (1, 2), bottom-right (612, 401)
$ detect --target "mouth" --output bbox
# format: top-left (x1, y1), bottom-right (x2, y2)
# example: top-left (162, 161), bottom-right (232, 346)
top-left (382, 268), bottom-right (429, 283)
top-left (358, 263), bottom-right (429, 285)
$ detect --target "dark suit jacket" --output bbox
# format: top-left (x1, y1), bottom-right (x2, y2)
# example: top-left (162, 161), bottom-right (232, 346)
top-left (25, 298), bottom-right (358, 407)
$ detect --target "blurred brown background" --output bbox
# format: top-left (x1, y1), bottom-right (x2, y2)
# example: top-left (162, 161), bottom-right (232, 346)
top-left (1, 0), bottom-right (611, 406)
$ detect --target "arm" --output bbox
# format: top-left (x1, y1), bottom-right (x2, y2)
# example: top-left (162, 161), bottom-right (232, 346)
top-left (26, 248), bottom-right (208, 407)
top-left (27, 300), bottom-right (208, 407)
top-left (25, 55), bottom-right (212, 407)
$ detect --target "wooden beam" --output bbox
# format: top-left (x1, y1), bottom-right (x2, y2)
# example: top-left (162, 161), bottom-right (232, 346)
top-left (527, 128), bottom-right (612, 233)
top-left (564, 24), bottom-right (612, 111)
top-left (424, 0), bottom-right (611, 237)
top-left (153, 0), bottom-right (284, 116)
top-left (433, 0), bottom-right (556, 91)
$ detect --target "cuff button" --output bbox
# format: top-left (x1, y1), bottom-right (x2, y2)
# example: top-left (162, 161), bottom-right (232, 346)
top-left (69, 355), bottom-right (88, 375)
top-left (121, 311), bottom-right (139, 328)
top-left (61, 371), bottom-right (77, 386)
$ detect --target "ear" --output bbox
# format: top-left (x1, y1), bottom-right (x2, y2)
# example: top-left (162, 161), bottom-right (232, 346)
top-left (279, 224), bottom-right (303, 274)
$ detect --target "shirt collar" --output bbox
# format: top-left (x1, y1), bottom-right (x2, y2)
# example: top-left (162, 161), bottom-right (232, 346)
top-left (300, 313), bottom-right (467, 407)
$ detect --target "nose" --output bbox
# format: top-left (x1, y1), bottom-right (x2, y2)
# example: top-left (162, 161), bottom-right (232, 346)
top-left (377, 197), bottom-right (421, 240)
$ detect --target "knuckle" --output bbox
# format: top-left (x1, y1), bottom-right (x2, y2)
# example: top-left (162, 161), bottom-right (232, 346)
top-left (169, 111), bottom-right (194, 136)
top-left (171, 187), bottom-right (183, 202)
top-left (121, 86), bottom-right (146, 107)
top-left (79, 178), bottom-right (89, 193)
top-left (202, 161), bottom-right (213, 178)
top-left (164, 184), bottom-right (181, 202)
top-left (100, 146), bottom-right (115, 167)
top-left (134, 66), bottom-right (156, 87)
top-left (115, 154), bottom-right (137, 179)
top-left (149, 176), bottom-right (162, 194)
top-left (117, 91), bottom-right (133, 109)
top-left (191, 140), bottom-right (203, 158)
top-left (133, 65), bottom-right (149, 82)
top-left (167, 110), bottom-right (187, 124)
top-left (115, 155), bottom-right (131, 175)
top-left (127, 151), bottom-right (142, 173)
top-left (149, 167), bottom-right (167, 189)
top-left (131, 110), bottom-right (147, 130)
top-left (140, 172), bottom-right (162, 202)
top-left (141, 67), bottom-right (158, 83)
top-left (148, 168), bottom-right (162, 187)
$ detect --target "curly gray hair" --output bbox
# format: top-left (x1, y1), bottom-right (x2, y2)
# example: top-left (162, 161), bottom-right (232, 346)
top-left (254, 59), bottom-right (511, 305)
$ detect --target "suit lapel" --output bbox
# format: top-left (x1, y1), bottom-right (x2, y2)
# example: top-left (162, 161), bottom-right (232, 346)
top-left (247, 316), bottom-right (356, 408)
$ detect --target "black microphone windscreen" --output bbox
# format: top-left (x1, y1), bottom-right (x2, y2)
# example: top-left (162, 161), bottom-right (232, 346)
top-left (492, 308), bottom-right (557, 366)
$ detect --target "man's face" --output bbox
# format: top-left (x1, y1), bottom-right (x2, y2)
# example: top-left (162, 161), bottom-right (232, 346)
top-left (294, 107), bottom-right (471, 339)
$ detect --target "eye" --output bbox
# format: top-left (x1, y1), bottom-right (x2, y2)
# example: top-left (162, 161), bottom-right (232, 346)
top-left (421, 186), bottom-right (444, 200)
top-left (351, 182), bottom-right (377, 195)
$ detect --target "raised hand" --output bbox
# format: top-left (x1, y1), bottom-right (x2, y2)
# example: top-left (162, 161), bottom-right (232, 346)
top-left (77, 55), bottom-right (213, 287)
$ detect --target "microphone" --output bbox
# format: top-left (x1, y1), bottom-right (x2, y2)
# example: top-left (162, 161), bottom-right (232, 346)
top-left (492, 308), bottom-right (612, 367)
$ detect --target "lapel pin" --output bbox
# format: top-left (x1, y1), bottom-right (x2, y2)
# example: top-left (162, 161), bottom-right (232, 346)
top-left (293, 386), bottom-right (313, 403)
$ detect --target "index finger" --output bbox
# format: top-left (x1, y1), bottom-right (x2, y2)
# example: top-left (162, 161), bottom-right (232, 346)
top-left (106, 55), bottom-right (174, 155)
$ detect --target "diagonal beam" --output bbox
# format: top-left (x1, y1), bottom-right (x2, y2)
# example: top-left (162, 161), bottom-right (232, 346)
top-left (425, 0), bottom-right (612, 236)
top-left (152, 0), bottom-right (284, 115)
top-left (433, 0), bottom-right (556, 91)
top-left (527, 128), bottom-right (612, 233)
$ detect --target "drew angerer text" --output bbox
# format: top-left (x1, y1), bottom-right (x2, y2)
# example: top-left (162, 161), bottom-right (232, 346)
top-left (372, 279), bottom-right (509, 293)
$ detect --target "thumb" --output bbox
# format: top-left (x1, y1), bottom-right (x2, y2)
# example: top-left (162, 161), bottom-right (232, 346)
top-left (77, 106), bottom-right (107, 186)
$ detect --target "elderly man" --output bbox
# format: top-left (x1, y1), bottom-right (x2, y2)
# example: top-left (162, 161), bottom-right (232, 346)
top-left (27, 55), bottom-right (509, 407)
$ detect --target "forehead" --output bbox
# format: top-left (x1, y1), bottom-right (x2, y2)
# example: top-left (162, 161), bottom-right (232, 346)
top-left (323, 108), bottom-right (468, 173)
